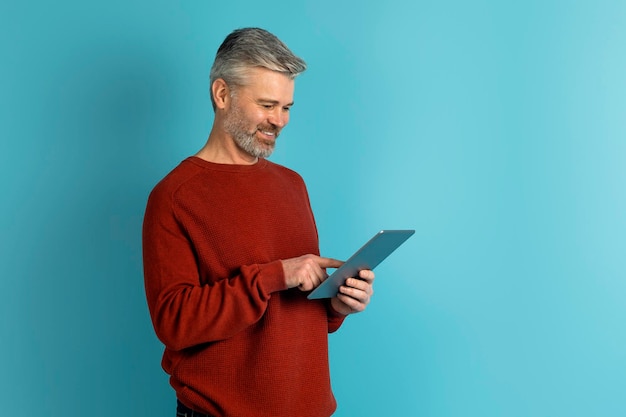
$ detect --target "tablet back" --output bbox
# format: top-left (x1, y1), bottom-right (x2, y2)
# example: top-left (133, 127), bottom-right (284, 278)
top-left (307, 229), bottom-right (415, 299)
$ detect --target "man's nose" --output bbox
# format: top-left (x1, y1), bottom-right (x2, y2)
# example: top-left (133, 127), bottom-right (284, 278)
top-left (268, 108), bottom-right (288, 128)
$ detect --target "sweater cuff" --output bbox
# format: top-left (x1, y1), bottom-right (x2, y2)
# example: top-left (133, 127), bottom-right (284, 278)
top-left (326, 299), bottom-right (347, 333)
top-left (257, 260), bottom-right (289, 295)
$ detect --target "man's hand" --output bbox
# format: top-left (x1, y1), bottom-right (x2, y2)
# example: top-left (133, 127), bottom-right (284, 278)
top-left (282, 255), bottom-right (343, 291)
top-left (330, 269), bottom-right (375, 315)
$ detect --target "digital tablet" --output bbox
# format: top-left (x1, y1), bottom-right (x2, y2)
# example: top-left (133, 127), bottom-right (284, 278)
top-left (307, 229), bottom-right (415, 299)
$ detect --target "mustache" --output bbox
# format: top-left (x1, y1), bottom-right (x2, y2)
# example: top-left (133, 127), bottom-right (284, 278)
top-left (257, 125), bottom-right (280, 135)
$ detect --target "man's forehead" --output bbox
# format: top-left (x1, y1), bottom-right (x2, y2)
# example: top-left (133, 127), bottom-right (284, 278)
top-left (239, 68), bottom-right (295, 101)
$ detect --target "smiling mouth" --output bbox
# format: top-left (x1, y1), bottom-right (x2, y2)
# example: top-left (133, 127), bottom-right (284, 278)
top-left (257, 127), bottom-right (279, 140)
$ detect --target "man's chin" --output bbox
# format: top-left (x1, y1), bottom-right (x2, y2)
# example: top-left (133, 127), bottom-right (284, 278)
top-left (249, 143), bottom-right (274, 159)
top-left (257, 147), bottom-right (274, 159)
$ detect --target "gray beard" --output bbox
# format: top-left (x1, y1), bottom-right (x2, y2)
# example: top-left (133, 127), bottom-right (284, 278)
top-left (223, 105), bottom-right (276, 159)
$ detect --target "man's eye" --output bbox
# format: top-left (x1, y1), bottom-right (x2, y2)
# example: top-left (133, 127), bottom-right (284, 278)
top-left (262, 104), bottom-right (274, 109)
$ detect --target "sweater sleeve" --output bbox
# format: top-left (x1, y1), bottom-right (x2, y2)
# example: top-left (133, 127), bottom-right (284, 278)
top-left (326, 300), bottom-right (347, 333)
top-left (142, 186), bottom-right (288, 352)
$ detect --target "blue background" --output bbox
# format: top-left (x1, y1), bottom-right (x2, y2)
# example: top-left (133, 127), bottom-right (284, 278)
top-left (2, 1), bottom-right (625, 416)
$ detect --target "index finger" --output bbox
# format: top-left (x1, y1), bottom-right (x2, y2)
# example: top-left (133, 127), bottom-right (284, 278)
top-left (316, 257), bottom-right (344, 269)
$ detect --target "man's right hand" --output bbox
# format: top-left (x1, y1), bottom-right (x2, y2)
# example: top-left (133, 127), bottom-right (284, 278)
top-left (281, 255), bottom-right (343, 291)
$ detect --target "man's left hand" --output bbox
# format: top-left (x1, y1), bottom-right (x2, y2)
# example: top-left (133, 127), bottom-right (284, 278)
top-left (330, 270), bottom-right (375, 315)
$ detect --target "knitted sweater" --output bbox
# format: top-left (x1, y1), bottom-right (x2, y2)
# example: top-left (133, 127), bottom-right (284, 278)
top-left (142, 157), bottom-right (346, 417)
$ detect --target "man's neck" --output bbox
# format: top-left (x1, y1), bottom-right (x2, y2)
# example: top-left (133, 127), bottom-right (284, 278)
top-left (195, 133), bottom-right (258, 165)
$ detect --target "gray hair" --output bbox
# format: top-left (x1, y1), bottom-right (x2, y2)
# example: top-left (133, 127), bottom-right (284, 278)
top-left (209, 27), bottom-right (307, 109)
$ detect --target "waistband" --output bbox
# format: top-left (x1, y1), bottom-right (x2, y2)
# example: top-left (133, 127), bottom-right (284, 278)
top-left (177, 400), bottom-right (215, 417)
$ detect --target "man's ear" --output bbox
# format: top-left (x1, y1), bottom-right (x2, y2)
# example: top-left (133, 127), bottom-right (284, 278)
top-left (212, 78), bottom-right (230, 110)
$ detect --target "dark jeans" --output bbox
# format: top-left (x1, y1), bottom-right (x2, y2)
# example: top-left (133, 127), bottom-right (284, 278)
top-left (176, 400), bottom-right (215, 417)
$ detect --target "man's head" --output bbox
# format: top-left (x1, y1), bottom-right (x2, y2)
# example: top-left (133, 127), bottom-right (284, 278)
top-left (208, 28), bottom-right (306, 160)
top-left (209, 28), bottom-right (307, 110)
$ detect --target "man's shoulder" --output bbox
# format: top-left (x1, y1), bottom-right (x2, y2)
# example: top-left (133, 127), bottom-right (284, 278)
top-left (263, 159), bottom-right (305, 182)
top-left (148, 157), bottom-right (204, 199)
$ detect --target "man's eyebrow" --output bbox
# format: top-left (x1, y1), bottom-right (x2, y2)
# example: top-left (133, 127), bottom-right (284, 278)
top-left (257, 98), bottom-right (295, 106)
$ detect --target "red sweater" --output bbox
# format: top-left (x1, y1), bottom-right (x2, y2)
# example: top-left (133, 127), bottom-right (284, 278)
top-left (142, 157), bottom-right (346, 417)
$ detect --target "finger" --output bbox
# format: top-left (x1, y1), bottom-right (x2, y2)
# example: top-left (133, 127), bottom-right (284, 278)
top-left (339, 284), bottom-right (371, 304)
top-left (299, 276), bottom-right (322, 292)
top-left (317, 257), bottom-right (344, 269)
top-left (336, 292), bottom-right (367, 313)
top-left (299, 264), bottom-right (328, 291)
top-left (314, 267), bottom-right (328, 285)
top-left (345, 278), bottom-right (373, 294)
top-left (357, 269), bottom-right (375, 283)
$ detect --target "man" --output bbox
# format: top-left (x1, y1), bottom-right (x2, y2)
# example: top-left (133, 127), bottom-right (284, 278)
top-left (143, 27), bottom-right (375, 417)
